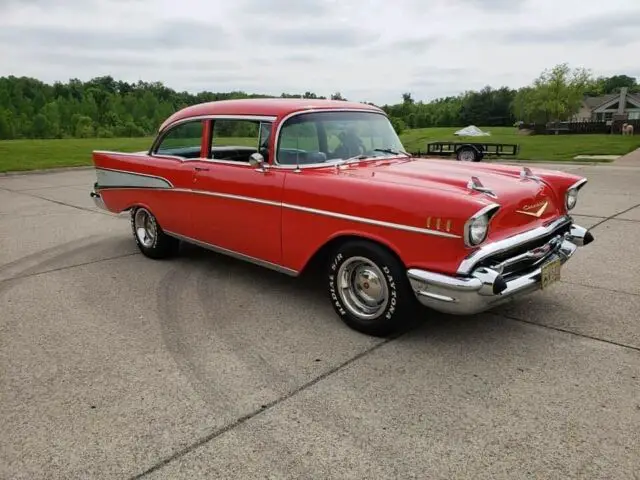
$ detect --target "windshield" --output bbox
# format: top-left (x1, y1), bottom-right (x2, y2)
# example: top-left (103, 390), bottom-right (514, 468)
top-left (276, 110), bottom-right (407, 166)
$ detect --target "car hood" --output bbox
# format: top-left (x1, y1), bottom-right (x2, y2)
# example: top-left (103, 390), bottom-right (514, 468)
top-left (339, 158), bottom-right (565, 237)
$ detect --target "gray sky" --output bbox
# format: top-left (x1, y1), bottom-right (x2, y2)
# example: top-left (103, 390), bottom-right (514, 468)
top-left (1, 0), bottom-right (638, 105)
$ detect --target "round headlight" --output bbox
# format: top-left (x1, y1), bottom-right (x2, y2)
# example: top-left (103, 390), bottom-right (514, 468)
top-left (468, 214), bottom-right (489, 245)
top-left (566, 188), bottom-right (578, 210)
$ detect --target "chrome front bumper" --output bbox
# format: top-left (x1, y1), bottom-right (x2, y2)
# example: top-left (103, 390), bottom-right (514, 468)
top-left (407, 222), bottom-right (594, 315)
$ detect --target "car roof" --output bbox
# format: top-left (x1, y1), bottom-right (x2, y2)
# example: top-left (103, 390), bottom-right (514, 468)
top-left (158, 97), bottom-right (384, 131)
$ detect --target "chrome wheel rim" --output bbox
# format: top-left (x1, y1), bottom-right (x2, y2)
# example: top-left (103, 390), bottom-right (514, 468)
top-left (336, 256), bottom-right (389, 320)
top-left (133, 208), bottom-right (157, 248)
top-left (459, 150), bottom-right (475, 161)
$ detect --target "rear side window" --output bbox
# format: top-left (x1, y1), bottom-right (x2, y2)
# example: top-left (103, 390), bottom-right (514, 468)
top-left (155, 120), bottom-right (203, 158)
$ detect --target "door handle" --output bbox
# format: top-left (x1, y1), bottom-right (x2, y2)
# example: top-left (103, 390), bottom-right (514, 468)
top-left (194, 166), bottom-right (209, 172)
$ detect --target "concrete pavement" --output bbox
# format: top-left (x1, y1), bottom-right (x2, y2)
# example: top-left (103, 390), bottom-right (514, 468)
top-left (1, 162), bottom-right (639, 479)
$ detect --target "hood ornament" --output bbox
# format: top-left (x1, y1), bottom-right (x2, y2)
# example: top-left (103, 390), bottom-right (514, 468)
top-left (467, 176), bottom-right (497, 199)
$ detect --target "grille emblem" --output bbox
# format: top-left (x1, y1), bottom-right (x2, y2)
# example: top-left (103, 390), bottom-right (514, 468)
top-left (516, 200), bottom-right (548, 218)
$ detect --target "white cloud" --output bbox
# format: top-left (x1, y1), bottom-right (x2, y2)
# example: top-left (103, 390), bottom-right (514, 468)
top-left (0, 0), bottom-right (639, 105)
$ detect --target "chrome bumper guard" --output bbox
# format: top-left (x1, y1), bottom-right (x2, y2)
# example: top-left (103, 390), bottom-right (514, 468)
top-left (90, 189), bottom-right (108, 211)
top-left (407, 223), bottom-right (594, 315)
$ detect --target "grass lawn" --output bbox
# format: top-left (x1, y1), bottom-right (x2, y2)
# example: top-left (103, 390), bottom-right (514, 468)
top-left (400, 126), bottom-right (640, 161)
top-left (0, 137), bottom-right (154, 173)
top-left (1, 126), bottom-right (640, 173)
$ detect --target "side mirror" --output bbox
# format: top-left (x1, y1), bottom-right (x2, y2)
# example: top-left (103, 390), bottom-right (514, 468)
top-left (249, 152), bottom-right (267, 171)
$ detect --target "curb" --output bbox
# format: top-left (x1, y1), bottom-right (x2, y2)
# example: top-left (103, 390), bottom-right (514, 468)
top-left (0, 165), bottom-right (95, 177)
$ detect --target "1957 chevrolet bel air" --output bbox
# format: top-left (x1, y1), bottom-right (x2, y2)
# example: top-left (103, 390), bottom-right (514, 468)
top-left (90, 98), bottom-right (594, 336)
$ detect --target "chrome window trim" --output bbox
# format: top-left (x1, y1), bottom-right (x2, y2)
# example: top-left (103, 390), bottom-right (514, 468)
top-left (150, 114), bottom-right (277, 159)
top-left (190, 158), bottom-right (256, 167)
top-left (271, 108), bottom-right (392, 169)
top-left (160, 114), bottom-right (277, 133)
top-left (153, 154), bottom-right (193, 162)
top-left (209, 117), bottom-right (274, 164)
top-left (456, 215), bottom-right (573, 275)
top-left (150, 117), bottom-right (206, 156)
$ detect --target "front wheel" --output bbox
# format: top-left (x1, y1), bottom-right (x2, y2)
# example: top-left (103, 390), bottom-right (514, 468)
top-left (130, 207), bottom-right (179, 259)
top-left (327, 240), bottom-right (415, 337)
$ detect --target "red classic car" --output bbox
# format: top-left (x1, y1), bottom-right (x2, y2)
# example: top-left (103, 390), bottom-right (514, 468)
top-left (90, 98), bottom-right (594, 336)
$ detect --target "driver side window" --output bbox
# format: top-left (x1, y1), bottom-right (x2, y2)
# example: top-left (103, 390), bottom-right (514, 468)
top-left (155, 120), bottom-right (203, 159)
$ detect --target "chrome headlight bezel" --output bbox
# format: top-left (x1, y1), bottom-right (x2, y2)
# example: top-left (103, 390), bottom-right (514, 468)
top-left (565, 178), bottom-right (588, 211)
top-left (464, 203), bottom-right (501, 248)
top-left (565, 188), bottom-right (578, 210)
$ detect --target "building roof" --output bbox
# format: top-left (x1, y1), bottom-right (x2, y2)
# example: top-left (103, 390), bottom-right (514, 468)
top-left (584, 88), bottom-right (640, 111)
top-left (626, 93), bottom-right (640, 106)
top-left (159, 98), bottom-right (384, 131)
top-left (584, 94), bottom-right (618, 109)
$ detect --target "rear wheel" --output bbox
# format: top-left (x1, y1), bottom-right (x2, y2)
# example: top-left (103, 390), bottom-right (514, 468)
top-left (326, 240), bottom-right (415, 337)
top-left (131, 207), bottom-right (179, 259)
top-left (456, 146), bottom-right (479, 162)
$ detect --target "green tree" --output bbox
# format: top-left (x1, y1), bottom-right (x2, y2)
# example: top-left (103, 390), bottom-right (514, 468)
top-left (0, 109), bottom-right (14, 139)
top-left (0, 67), bottom-right (637, 140)
top-left (514, 63), bottom-right (592, 123)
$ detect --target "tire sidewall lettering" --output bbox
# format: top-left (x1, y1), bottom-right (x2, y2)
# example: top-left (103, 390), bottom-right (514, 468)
top-left (329, 251), bottom-right (398, 321)
top-left (382, 263), bottom-right (397, 320)
top-left (328, 273), bottom-right (346, 316)
top-left (330, 253), bottom-right (343, 272)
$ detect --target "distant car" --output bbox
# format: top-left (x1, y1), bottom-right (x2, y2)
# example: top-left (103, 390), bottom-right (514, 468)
top-left (90, 98), bottom-right (594, 336)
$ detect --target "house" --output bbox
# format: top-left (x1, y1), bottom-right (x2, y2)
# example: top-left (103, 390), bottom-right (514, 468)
top-left (573, 87), bottom-right (640, 122)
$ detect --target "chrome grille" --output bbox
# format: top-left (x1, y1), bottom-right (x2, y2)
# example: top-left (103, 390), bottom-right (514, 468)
top-left (476, 222), bottom-right (572, 278)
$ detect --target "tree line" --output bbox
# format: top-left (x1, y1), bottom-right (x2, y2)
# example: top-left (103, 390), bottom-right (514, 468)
top-left (0, 64), bottom-right (638, 140)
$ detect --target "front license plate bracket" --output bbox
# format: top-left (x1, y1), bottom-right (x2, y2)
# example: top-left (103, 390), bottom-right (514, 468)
top-left (540, 258), bottom-right (562, 289)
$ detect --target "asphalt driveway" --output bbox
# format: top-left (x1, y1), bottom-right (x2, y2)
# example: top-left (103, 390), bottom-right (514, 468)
top-left (1, 162), bottom-right (639, 479)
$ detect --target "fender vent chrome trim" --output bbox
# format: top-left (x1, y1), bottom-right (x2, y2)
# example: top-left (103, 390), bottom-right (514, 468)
top-left (520, 166), bottom-right (542, 182)
top-left (467, 176), bottom-right (497, 199)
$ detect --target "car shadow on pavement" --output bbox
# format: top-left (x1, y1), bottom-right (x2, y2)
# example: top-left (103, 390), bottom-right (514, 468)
top-left (172, 241), bottom-right (507, 339)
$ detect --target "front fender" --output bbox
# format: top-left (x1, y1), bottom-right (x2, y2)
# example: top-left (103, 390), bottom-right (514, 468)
top-left (281, 173), bottom-right (491, 275)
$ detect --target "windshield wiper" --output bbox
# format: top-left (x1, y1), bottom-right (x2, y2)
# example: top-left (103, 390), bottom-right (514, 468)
top-left (331, 148), bottom-right (409, 166)
top-left (331, 154), bottom-right (370, 165)
top-left (373, 148), bottom-right (410, 157)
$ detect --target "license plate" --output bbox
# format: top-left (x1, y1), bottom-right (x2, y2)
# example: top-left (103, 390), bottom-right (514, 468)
top-left (540, 258), bottom-right (562, 289)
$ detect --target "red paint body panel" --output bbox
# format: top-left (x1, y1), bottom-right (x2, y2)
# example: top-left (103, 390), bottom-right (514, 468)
top-left (91, 99), bottom-right (588, 278)
top-left (92, 151), bottom-right (195, 234)
top-left (186, 161), bottom-right (286, 265)
top-left (280, 163), bottom-right (485, 274)
top-left (158, 98), bottom-right (382, 131)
